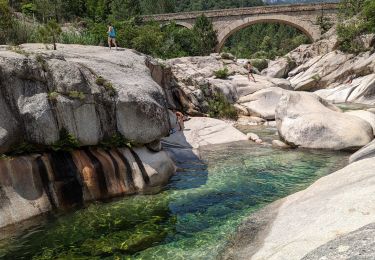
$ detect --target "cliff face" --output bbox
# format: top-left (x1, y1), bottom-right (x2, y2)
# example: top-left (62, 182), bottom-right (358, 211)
top-left (0, 44), bottom-right (170, 153)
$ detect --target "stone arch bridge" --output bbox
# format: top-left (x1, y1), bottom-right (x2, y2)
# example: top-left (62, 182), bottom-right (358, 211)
top-left (142, 2), bottom-right (339, 51)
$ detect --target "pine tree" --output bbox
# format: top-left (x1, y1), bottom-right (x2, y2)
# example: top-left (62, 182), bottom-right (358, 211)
top-left (192, 14), bottom-right (218, 55)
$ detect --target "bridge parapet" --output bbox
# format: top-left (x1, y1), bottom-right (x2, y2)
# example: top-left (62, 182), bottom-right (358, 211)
top-left (142, 3), bottom-right (339, 22)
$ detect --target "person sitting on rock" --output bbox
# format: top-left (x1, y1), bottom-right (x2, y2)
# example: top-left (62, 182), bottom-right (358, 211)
top-left (247, 61), bottom-right (257, 82)
top-left (175, 111), bottom-right (185, 131)
top-left (107, 23), bottom-right (118, 50)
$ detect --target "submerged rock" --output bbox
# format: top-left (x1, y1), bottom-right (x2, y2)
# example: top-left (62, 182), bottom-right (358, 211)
top-left (276, 92), bottom-right (373, 150)
top-left (272, 140), bottom-right (290, 149)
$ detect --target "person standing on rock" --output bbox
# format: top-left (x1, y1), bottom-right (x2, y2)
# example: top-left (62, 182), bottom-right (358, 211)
top-left (247, 61), bottom-right (256, 82)
top-left (107, 23), bottom-right (118, 50)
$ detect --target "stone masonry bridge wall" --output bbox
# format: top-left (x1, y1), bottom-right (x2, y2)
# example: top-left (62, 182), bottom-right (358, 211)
top-left (142, 3), bottom-right (339, 51)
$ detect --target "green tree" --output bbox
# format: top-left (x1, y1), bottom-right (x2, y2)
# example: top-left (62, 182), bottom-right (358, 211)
top-left (338, 0), bottom-right (365, 19)
top-left (192, 14), bottom-right (218, 55)
top-left (110, 0), bottom-right (141, 20)
top-left (363, 0), bottom-right (375, 32)
top-left (37, 19), bottom-right (62, 50)
top-left (0, 0), bottom-right (12, 44)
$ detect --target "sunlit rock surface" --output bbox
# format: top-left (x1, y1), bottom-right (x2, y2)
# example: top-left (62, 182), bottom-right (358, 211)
top-left (276, 92), bottom-right (374, 150)
top-left (0, 44), bottom-right (170, 152)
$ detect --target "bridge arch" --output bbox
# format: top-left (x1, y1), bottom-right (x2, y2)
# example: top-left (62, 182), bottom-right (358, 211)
top-left (216, 14), bottom-right (320, 52)
top-left (161, 21), bottom-right (193, 30)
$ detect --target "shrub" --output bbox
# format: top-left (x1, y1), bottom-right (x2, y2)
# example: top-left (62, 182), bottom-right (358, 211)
top-left (7, 45), bottom-right (30, 56)
top-left (96, 76), bottom-right (117, 97)
top-left (208, 93), bottom-right (238, 120)
top-left (35, 54), bottom-right (49, 71)
top-left (214, 67), bottom-right (230, 79)
top-left (99, 133), bottom-right (132, 150)
top-left (316, 15), bottom-right (334, 34)
top-left (251, 59), bottom-right (268, 71)
top-left (363, 0), bottom-right (375, 33)
top-left (10, 142), bottom-right (37, 155)
top-left (48, 91), bottom-right (59, 101)
top-left (52, 128), bottom-right (80, 151)
top-left (337, 22), bottom-right (366, 53)
top-left (69, 91), bottom-right (86, 100)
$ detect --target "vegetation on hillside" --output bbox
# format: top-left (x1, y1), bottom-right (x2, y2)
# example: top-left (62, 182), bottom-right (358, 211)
top-left (223, 23), bottom-right (310, 60)
top-left (337, 0), bottom-right (375, 53)
top-left (4, 0), bottom-right (369, 60)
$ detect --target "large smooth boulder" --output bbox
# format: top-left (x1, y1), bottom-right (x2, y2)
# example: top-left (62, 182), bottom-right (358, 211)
top-left (262, 57), bottom-right (294, 78)
top-left (276, 92), bottom-right (373, 150)
top-left (0, 44), bottom-right (170, 152)
top-left (239, 87), bottom-right (289, 120)
top-left (349, 139), bottom-right (375, 163)
top-left (345, 110), bottom-right (375, 135)
top-left (223, 156), bottom-right (375, 260)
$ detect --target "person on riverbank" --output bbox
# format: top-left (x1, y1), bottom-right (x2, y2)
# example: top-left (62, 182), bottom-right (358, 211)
top-left (175, 111), bottom-right (185, 131)
top-left (247, 61), bottom-right (257, 82)
top-left (107, 23), bottom-right (118, 50)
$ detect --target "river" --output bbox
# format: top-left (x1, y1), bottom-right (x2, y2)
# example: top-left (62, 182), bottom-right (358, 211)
top-left (0, 125), bottom-right (349, 260)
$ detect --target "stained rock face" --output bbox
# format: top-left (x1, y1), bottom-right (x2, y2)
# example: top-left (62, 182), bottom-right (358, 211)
top-left (0, 147), bottom-right (176, 229)
top-left (276, 92), bottom-right (374, 150)
top-left (0, 44), bottom-right (170, 153)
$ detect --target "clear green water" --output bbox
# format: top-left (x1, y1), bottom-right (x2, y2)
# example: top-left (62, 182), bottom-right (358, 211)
top-left (0, 134), bottom-right (349, 260)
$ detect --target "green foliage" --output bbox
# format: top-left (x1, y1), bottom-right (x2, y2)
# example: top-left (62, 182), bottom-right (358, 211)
top-left (7, 45), bottom-right (30, 56)
top-left (96, 76), bottom-right (117, 97)
top-left (10, 142), bottom-right (38, 155)
top-left (37, 20), bottom-right (62, 50)
top-left (21, 3), bottom-right (36, 15)
top-left (338, 0), bottom-right (365, 19)
top-left (52, 128), bottom-right (80, 152)
top-left (69, 91), bottom-right (86, 100)
top-left (48, 91), bottom-right (59, 101)
top-left (99, 133), bottom-right (132, 149)
top-left (316, 14), bottom-right (333, 34)
top-left (223, 23), bottom-right (310, 59)
top-left (363, 0), bottom-right (375, 33)
top-left (35, 54), bottom-right (49, 71)
top-left (208, 93), bottom-right (238, 120)
top-left (192, 15), bottom-right (218, 55)
top-left (214, 67), bottom-right (230, 79)
top-left (337, 22), bottom-right (367, 53)
top-left (0, 0), bottom-right (13, 44)
top-left (251, 59), bottom-right (268, 71)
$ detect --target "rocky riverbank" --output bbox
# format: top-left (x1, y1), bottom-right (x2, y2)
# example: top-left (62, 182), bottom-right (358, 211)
top-left (0, 44), bottom-right (248, 229)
